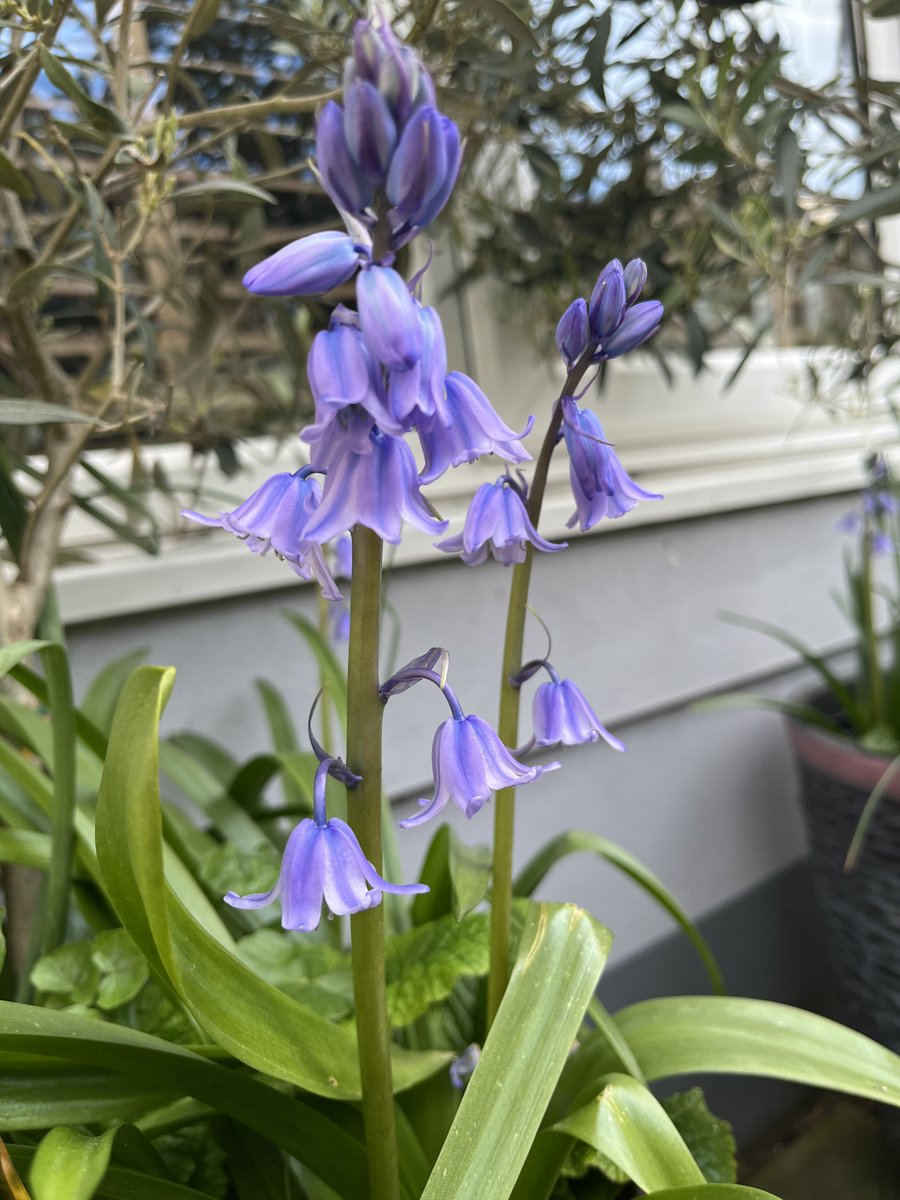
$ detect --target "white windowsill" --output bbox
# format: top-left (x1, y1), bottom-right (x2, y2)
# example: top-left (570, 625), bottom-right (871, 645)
top-left (45, 345), bottom-right (900, 626)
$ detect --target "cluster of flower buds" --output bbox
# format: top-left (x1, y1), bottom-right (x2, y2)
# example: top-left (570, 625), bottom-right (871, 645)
top-left (556, 258), bottom-right (663, 368)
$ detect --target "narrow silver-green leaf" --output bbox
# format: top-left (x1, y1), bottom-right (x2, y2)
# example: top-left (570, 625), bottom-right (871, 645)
top-left (420, 903), bottom-right (611, 1200)
top-left (555, 1074), bottom-right (705, 1193)
top-left (0, 399), bottom-right (95, 425)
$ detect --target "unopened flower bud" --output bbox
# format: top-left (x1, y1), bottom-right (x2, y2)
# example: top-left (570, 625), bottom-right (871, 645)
top-left (243, 231), bottom-right (361, 297)
top-left (344, 81), bottom-right (398, 184)
top-left (623, 258), bottom-right (648, 304)
top-left (316, 101), bottom-right (373, 215)
top-left (555, 298), bottom-right (590, 368)
top-left (588, 259), bottom-right (626, 340)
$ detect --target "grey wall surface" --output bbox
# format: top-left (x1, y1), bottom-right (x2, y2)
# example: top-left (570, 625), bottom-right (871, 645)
top-left (67, 490), bottom-right (855, 977)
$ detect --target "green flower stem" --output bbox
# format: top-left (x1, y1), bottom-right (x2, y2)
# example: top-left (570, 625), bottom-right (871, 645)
top-left (346, 523), bottom-right (399, 1200)
top-left (487, 352), bottom-right (594, 1028)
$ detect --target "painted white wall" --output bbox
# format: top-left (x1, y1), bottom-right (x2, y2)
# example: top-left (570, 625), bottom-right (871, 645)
top-left (64, 490), bottom-right (856, 969)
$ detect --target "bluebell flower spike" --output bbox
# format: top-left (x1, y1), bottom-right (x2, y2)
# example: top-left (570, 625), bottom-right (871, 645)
top-left (224, 759), bottom-right (427, 930)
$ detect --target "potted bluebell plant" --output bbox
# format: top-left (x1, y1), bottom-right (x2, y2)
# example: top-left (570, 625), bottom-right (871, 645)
top-left (724, 453), bottom-right (900, 1056)
top-left (5, 15), bottom-right (900, 1200)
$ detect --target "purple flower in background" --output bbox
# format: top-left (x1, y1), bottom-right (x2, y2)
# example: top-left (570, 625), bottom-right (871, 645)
top-left (243, 231), bottom-right (365, 297)
top-left (181, 469), bottom-right (341, 599)
top-left (400, 711), bottom-right (555, 828)
top-left (438, 476), bottom-right (564, 565)
top-left (556, 298), bottom-right (589, 369)
top-left (225, 759), bottom-right (426, 929)
top-left (419, 373), bottom-right (533, 484)
top-left (303, 425), bottom-right (448, 544)
top-left (562, 398), bottom-right (661, 531)
top-left (532, 673), bottom-right (625, 751)
top-left (357, 264), bottom-right (423, 371)
top-left (450, 1044), bottom-right (481, 1090)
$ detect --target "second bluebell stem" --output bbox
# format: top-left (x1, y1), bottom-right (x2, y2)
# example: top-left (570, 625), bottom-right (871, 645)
top-left (486, 352), bottom-right (594, 1028)
top-left (346, 523), bottom-right (399, 1200)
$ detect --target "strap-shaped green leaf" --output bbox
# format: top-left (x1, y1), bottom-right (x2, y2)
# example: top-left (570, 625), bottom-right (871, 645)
top-left (565, 996), bottom-right (900, 1109)
top-left (642, 1189), bottom-right (781, 1199)
top-left (0, 1062), bottom-right (174, 1130)
top-left (0, 1003), bottom-right (369, 1198)
top-left (0, 640), bottom-right (76, 959)
top-left (420, 903), bottom-right (611, 1200)
top-left (514, 831), bottom-right (725, 995)
top-left (554, 1074), bottom-right (705, 1193)
top-left (95, 665), bottom-right (449, 1099)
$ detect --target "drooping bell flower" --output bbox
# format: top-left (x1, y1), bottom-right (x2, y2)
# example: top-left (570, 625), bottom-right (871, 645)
top-left (181, 469), bottom-right (341, 600)
top-left (386, 303), bottom-right (448, 427)
top-left (532, 672), bottom-right (625, 751)
top-left (437, 475), bottom-right (565, 565)
top-left (356, 263), bottom-right (423, 371)
top-left (303, 423), bottom-right (448, 545)
top-left (562, 398), bottom-right (661, 531)
top-left (306, 308), bottom-right (400, 434)
top-left (418, 373), bottom-right (533, 485)
top-left (225, 759), bottom-right (427, 930)
top-left (400, 711), bottom-right (555, 828)
top-left (243, 231), bottom-right (365, 297)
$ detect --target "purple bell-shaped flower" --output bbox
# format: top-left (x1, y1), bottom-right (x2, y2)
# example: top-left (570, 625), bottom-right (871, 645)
top-left (562, 398), bottom-right (662, 531)
top-left (181, 469), bottom-right (341, 599)
top-left (303, 423), bottom-right (449, 545)
top-left (400, 711), bottom-right (555, 828)
top-left (225, 759), bottom-right (427, 930)
top-left (532, 673), bottom-right (625, 751)
top-left (418, 373), bottom-right (533, 485)
top-left (437, 475), bottom-right (565, 565)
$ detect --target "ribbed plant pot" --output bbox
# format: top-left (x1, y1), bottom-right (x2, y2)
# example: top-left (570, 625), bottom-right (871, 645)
top-left (786, 703), bottom-right (900, 1053)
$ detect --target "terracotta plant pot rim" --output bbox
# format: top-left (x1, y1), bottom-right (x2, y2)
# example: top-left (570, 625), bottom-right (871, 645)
top-left (785, 690), bottom-right (900, 802)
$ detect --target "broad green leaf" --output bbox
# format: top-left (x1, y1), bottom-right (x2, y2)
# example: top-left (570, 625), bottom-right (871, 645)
top-left (11, 1144), bottom-right (224, 1200)
top-left (555, 1075), bottom-right (705, 1193)
top-left (514, 831), bottom-right (725, 995)
top-left (412, 826), bottom-right (491, 925)
top-left (420, 904), bottom-right (611, 1200)
top-left (386, 913), bottom-right (490, 1027)
top-left (586, 996), bottom-right (644, 1081)
top-left (30, 941), bottom-right (99, 1005)
top-left (663, 1090), bottom-right (737, 1185)
top-left (567, 996), bottom-right (900, 1109)
top-left (92, 929), bottom-right (150, 1010)
top-left (0, 398), bottom-right (95, 425)
top-left (0, 1002), bottom-right (370, 1198)
top-left (96, 666), bottom-right (449, 1099)
top-left (0, 1063), bottom-right (173, 1130)
top-left (235, 929), bottom-right (353, 1018)
top-left (30, 1126), bottom-right (115, 1200)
